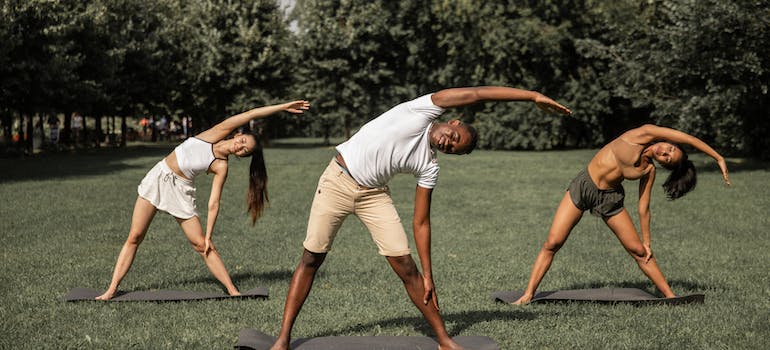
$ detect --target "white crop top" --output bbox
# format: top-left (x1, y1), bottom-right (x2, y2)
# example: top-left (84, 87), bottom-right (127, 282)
top-left (174, 137), bottom-right (225, 179)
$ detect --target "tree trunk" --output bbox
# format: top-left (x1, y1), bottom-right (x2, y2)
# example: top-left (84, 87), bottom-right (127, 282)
top-left (62, 112), bottom-right (72, 146)
top-left (94, 115), bottom-right (102, 149)
top-left (121, 115), bottom-right (127, 147)
top-left (25, 114), bottom-right (34, 155)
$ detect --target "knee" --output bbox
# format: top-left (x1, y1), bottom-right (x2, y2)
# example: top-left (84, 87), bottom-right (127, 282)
top-left (542, 238), bottom-right (564, 254)
top-left (190, 241), bottom-right (207, 254)
top-left (388, 255), bottom-right (419, 280)
top-left (125, 231), bottom-right (146, 246)
top-left (299, 249), bottom-right (326, 269)
top-left (627, 246), bottom-right (646, 261)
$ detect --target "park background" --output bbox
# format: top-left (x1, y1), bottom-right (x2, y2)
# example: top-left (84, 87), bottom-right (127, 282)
top-left (1, 0), bottom-right (769, 349)
top-left (2, 0), bottom-right (769, 157)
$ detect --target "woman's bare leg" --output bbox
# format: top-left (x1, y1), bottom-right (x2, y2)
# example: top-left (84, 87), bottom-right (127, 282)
top-left (514, 192), bottom-right (584, 304)
top-left (96, 197), bottom-right (157, 300)
top-left (603, 209), bottom-right (675, 297)
top-left (177, 216), bottom-right (240, 295)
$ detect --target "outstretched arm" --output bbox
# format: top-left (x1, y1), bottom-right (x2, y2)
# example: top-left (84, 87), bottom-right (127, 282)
top-left (413, 185), bottom-right (439, 310)
top-left (202, 161), bottom-right (228, 255)
top-left (638, 168), bottom-right (656, 262)
top-left (634, 124), bottom-right (731, 185)
top-left (430, 86), bottom-right (572, 115)
top-left (196, 100), bottom-right (310, 143)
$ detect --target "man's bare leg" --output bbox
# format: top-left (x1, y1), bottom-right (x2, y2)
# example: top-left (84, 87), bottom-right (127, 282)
top-left (387, 255), bottom-right (463, 350)
top-left (270, 249), bottom-right (326, 350)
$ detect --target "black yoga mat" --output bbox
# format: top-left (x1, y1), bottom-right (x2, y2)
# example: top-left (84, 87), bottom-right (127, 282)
top-left (234, 329), bottom-right (499, 350)
top-left (63, 287), bottom-right (268, 302)
top-left (492, 288), bottom-right (704, 305)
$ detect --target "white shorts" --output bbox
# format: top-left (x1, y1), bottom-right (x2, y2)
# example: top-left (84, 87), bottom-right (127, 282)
top-left (137, 160), bottom-right (197, 219)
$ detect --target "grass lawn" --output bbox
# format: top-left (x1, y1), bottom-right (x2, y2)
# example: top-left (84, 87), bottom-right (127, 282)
top-left (1, 141), bottom-right (768, 349)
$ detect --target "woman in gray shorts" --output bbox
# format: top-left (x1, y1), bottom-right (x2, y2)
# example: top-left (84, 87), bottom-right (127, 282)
top-left (513, 124), bottom-right (731, 304)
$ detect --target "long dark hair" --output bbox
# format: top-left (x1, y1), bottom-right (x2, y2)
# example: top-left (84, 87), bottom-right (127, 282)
top-left (661, 146), bottom-right (697, 200)
top-left (246, 133), bottom-right (268, 225)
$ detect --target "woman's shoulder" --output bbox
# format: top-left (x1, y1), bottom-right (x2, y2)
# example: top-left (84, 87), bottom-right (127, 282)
top-left (208, 157), bottom-right (229, 175)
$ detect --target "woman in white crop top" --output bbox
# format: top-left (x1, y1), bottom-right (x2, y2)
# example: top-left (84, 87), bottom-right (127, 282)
top-left (96, 100), bottom-right (310, 300)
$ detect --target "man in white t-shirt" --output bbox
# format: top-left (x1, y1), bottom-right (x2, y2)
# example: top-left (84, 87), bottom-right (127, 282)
top-left (270, 86), bottom-right (571, 350)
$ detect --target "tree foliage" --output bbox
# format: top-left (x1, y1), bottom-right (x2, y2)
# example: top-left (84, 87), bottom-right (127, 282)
top-left (1, 0), bottom-right (768, 157)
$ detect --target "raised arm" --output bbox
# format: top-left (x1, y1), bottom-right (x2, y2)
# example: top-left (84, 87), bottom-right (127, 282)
top-left (196, 100), bottom-right (310, 143)
top-left (633, 124), bottom-right (730, 185)
top-left (430, 86), bottom-right (572, 115)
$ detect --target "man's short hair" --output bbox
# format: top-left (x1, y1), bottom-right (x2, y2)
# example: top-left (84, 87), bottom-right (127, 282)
top-left (463, 123), bottom-right (478, 154)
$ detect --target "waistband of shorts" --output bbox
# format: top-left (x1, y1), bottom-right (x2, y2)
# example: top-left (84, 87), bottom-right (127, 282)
top-left (330, 157), bottom-right (378, 190)
top-left (581, 168), bottom-right (621, 193)
top-left (160, 159), bottom-right (193, 185)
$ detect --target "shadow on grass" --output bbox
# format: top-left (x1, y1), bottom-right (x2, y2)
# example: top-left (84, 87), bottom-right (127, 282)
top-left (310, 309), bottom-right (537, 339)
top-left (0, 144), bottom-right (173, 183)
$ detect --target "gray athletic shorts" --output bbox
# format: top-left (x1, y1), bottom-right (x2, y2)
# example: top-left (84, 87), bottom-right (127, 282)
top-left (567, 169), bottom-right (625, 217)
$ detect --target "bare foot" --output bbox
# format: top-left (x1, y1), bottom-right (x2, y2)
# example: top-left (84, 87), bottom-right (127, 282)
top-left (95, 291), bottom-right (116, 301)
top-left (512, 294), bottom-right (532, 305)
top-left (228, 290), bottom-right (241, 297)
top-left (268, 339), bottom-right (290, 350)
top-left (438, 340), bottom-right (464, 350)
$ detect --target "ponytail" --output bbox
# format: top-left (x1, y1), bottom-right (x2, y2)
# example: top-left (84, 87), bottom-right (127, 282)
top-left (661, 147), bottom-right (697, 200)
top-left (246, 135), bottom-right (268, 225)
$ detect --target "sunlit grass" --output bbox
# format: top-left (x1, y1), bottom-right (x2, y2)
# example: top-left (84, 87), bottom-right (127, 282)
top-left (1, 143), bottom-right (768, 349)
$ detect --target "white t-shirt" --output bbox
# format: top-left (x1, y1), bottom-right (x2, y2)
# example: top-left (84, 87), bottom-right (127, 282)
top-left (335, 94), bottom-right (444, 189)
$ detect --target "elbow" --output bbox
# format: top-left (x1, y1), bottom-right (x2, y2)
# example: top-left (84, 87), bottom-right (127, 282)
top-left (638, 124), bottom-right (658, 133)
top-left (434, 88), bottom-right (480, 108)
top-left (413, 220), bottom-right (429, 231)
top-left (412, 219), bottom-right (430, 233)
top-left (461, 88), bottom-right (482, 102)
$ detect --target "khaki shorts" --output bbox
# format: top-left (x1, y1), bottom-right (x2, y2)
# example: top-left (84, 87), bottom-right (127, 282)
top-left (303, 159), bottom-right (410, 256)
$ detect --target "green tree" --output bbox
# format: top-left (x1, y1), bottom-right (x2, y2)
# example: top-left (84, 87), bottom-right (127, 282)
top-left (578, 0), bottom-right (770, 157)
top-left (169, 0), bottom-right (293, 138)
top-left (0, 0), bottom-right (83, 153)
top-left (291, 0), bottom-right (445, 143)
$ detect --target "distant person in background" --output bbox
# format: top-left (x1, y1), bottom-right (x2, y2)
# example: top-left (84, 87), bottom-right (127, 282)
top-left (140, 117), bottom-right (150, 139)
top-left (47, 115), bottom-right (60, 144)
top-left (96, 100), bottom-right (310, 300)
top-left (182, 116), bottom-right (191, 139)
top-left (512, 124), bottom-right (731, 304)
top-left (269, 86), bottom-right (571, 350)
top-left (71, 112), bottom-right (84, 146)
top-left (158, 116), bottom-right (169, 141)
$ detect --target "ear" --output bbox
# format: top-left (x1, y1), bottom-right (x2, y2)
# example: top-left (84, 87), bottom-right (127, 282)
top-left (448, 119), bottom-right (462, 126)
